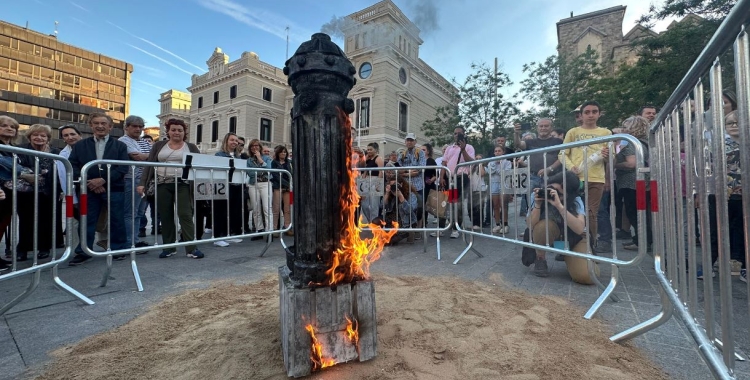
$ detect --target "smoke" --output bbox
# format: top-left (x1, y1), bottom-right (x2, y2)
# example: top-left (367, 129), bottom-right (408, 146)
top-left (405, 0), bottom-right (440, 35)
top-left (320, 15), bottom-right (351, 40)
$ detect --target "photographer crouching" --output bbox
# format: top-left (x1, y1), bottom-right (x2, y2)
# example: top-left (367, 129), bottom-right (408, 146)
top-left (526, 170), bottom-right (598, 284)
top-left (376, 177), bottom-right (418, 245)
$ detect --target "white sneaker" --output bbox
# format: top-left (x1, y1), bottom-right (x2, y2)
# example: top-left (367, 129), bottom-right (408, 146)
top-left (472, 225), bottom-right (482, 230)
top-left (227, 239), bottom-right (243, 243)
top-left (213, 240), bottom-right (230, 247)
top-left (204, 228), bottom-right (212, 234)
top-left (502, 225), bottom-right (510, 234)
top-left (450, 231), bottom-right (460, 239)
top-left (429, 231), bottom-right (444, 237)
top-left (492, 225), bottom-right (501, 233)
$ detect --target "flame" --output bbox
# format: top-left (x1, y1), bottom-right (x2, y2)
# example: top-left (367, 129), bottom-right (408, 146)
top-left (305, 324), bottom-right (335, 371)
top-left (319, 109), bottom-right (398, 286)
top-left (345, 316), bottom-right (359, 346)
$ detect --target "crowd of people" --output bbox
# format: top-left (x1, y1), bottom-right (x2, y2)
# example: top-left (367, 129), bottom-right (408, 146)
top-left (0, 94), bottom-right (744, 287)
top-left (0, 113), bottom-right (294, 270)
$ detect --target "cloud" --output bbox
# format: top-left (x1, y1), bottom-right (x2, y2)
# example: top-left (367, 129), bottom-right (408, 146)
top-left (195, 0), bottom-right (313, 42)
top-left (134, 79), bottom-right (168, 92)
top-left (107, 21), bottom-right (206, 73)
top-left (131, 62), bottom-right (165, 78)
top-left (69, 1), bottom-right (91, 13)
top-left (126, 43), bottom-right (195, 76)
top-left (69, 17), bottom-right (88, 27)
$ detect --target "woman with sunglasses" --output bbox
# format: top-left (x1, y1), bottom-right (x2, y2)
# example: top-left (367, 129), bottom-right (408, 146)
top-left (246, 139), bottom-right (273, 240)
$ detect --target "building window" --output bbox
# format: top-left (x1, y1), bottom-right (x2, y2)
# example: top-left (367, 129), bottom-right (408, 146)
top-left (196, 124), bottom-right (203, 144)
top-left (357, 97), bottom-right (370, 128)
top-left (399, 102), bottom-right (408, 133)
top-left (211, 120), bottom-right (219, 142)
top-left (198, 96), bottom-right (203, 108)
top-left (229, 116), bottom-right (237, 134)
top-left (213, 91), bottom-right (219, 104)
top-left (230, 85), bottom-right (237, 99)
top-left (260, 118), bottom-right (272, 141)
top-left (262, 87), bottom-right (272, 102)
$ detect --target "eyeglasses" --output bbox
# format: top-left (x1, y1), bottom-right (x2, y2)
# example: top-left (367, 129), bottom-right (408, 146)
top-left (726, 121), bottom-right (738, 127)
top-left (238, 143), bottom-right (245, 147)
top-left (251, 144), bottom-right (261, 148)
top-left (129, 125), bottom-right (145, 128)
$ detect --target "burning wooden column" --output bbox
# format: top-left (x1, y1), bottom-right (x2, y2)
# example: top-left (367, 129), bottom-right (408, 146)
top-left (279, 33), bottom-right (395, 377)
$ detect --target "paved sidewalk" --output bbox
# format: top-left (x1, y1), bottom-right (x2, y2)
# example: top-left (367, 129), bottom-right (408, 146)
top-left (2, 221), bottom-right (750, 380)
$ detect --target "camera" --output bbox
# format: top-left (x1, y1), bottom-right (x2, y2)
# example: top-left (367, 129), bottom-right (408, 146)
top-left (546, 188), bottom-right (555, 198)
top-left (520, 122), bottom-right (532, 131)
top-left (456, 133), bottom-right (466, 142)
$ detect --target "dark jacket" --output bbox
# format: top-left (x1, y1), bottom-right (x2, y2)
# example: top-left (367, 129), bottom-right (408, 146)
top-left (271, 160), bottom-right (293, 190)
top-left (139, 139), bottom-right (201, 188)
top-left (69, 136), bottom-right (129, 192)
top-left (17, 143), bottom-right (61, 195)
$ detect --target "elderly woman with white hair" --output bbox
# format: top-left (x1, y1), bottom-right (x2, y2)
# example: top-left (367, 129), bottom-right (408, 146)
top-left (16, 124), bottom-right (64, 260)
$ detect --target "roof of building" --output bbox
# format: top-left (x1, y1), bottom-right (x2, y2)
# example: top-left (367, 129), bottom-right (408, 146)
top-left (557, 5), bottom-right (627, 26)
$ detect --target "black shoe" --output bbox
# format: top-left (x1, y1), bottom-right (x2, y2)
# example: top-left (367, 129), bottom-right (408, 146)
top-left (112, 254), bottom-right (126, 261)
top-left (69, 254), bottom-right (91, 266)
top-left (138, 230), bottom-right (146, 238)
top-left (251, 230), bottom-right (265, 241)
top-left (555, 254), bottom-right (565, 261)
top-left (134, 241), bottom-right (150, 255)
top-left (150, 228), bottom-right (156, 235)
top-left (0, 258), bottom-right (11, 270)
top-left (16, 252), bottom-right (28, 262)
top-left (37, 251), bottom-right (50, 260)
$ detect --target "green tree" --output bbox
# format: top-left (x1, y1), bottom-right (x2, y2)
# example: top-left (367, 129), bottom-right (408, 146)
top-left (422, 101), bottom-right (462, 148)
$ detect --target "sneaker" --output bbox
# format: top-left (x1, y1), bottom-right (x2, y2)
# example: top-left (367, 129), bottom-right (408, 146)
top-left (138, 230), bottom-right (147, 238)
top-left (187, 249), bottom-right (204, 259)
top-left (227, 238), bottom-right (243, 243)
top-left (96, 240), bottom-right (108, 250)
top-left (159, 250), bottom-right (175, 259)
top-left (594, 241), bottom-right (611, 254)
top-left (112, 254), bottom-right (126, 261)
top-left (414, 233), bottom-right (422, 241)
top-left (213, 240), bottom-right (230, 247)
top-left (429, 231), bottom-right (444, 237)
top-left (492, 225), bottom-right (501, 233)
top-left (204, 228), bottom-right (213, 234)
top-left (534, 259), bottom-right (549, 277)
top-left (134, 241), bottom-right (150, 255)
top-left (741, 269), bottom-right (747, 283)
top-left (501, 225), bottom-right (510, 234)
top-left (555, 254), bottom-right (565, 262)
top-left (616, 230), bottom-right (632, 240)
top-left (472, 225), bottom-right (482, 230)
top-left (623, 243), bottom-right (638, 251)
top-left (251, 231), bottom-right (265, 241)
top-left (68, 254), bottom-right (91, 266)
top-left (450, 230), bottom-right (460, 239)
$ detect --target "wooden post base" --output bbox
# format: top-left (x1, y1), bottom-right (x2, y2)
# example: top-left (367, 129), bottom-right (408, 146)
top-left (279, 266), bottom-right (377, 378)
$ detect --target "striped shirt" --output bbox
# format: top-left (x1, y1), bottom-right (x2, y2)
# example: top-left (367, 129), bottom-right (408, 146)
top-left (118, 135), bottom-right (152, 179)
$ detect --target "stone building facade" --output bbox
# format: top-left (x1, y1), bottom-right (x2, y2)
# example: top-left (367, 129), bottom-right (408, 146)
top-left (186, 48), bottom-right (288, 153)
top-left (181, 0), bottom-right (455, 155)
top-left (156, 89), bottom-right (191, 140)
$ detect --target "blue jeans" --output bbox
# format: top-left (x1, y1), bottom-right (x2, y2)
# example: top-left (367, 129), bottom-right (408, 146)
top-left (75, 191), bottom-right (127, 255)
top-left (597, 189), bottom-right (612, 243)
top-left (138, 193), bottom-right (149, 231)
top-left (124, 178), bottom-right (143, 246)
top-left (0, 156), bottom-right (28, 181)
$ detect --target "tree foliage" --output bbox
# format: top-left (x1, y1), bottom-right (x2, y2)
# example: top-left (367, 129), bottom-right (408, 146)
top-left (423, 62), bottom-right (518, 154)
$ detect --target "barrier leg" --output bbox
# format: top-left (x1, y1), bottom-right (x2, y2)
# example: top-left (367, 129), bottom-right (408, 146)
top-left (258, 234), bottom-right (272, 257)
top-left (713, 339), bottom-right (746, 361)
top-left (610, 285), bottom-right (673, 342)
top-left (452, 231), bottom-right (482, 265)
top-left (99, 255), bottom-right (113, 288)
top-left (52, 263), bottom-right (94, 306)
top-left (584, 263), bottom-right (620, 319)
top-left (0, 270), bottom-right (41, 315)
top-left (130, 252), bottom-right (144, 292)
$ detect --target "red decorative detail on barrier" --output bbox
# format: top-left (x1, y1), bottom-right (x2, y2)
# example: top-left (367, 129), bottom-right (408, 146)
top-left (79, 194), bottom-right (87, 215)
top-left (66, 195), bottom-right (74, 218)
top-left (289, 191), bottom-right (293, 205)
top-left (636, 181), bottom-right (646, 211)
top-left (448, 189), bottom-right (459, 203)
top-left (650, 181), bottom-right (659, 212)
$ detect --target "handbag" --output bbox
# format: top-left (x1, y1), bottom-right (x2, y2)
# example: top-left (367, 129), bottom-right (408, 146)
top-left (425, 190), bottom-right (449, 218)
top-left (146, 180), bottom-right (156, 197)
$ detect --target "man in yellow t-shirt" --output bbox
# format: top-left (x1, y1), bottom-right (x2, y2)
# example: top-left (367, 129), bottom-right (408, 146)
top-left (561, 101), bottom-right (611, 249)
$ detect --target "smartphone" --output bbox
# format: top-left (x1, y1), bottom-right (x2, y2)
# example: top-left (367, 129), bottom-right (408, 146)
top-left (520, 123), bottom-right (532, 131)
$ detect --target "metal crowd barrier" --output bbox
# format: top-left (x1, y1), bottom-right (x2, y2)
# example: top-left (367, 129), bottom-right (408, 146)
top-left (78, 159), bottom-right (292, 291)
top-left (610, 1), bottom-right (750, 378)
top-left (453, 134), bottom-right (649, 321)
top-left (0, 145), bottom-right (91, 315)
top-left (349, 165), bottom-right (454, 260)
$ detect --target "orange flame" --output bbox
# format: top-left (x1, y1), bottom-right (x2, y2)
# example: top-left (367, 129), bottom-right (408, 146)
top-left (345, 316), bottom-right (359, 346)
top-left (320, 109), bottom-right (398, 286)
top-left (305, 324), bottom-right (335, 371)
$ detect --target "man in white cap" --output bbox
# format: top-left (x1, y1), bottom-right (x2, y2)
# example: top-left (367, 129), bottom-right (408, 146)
top-left (396, 133), bottom-right (426, 233)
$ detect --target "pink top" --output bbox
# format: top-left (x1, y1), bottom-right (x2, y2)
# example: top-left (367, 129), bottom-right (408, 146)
top-left (443, 143), bottom-right (475, 176)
